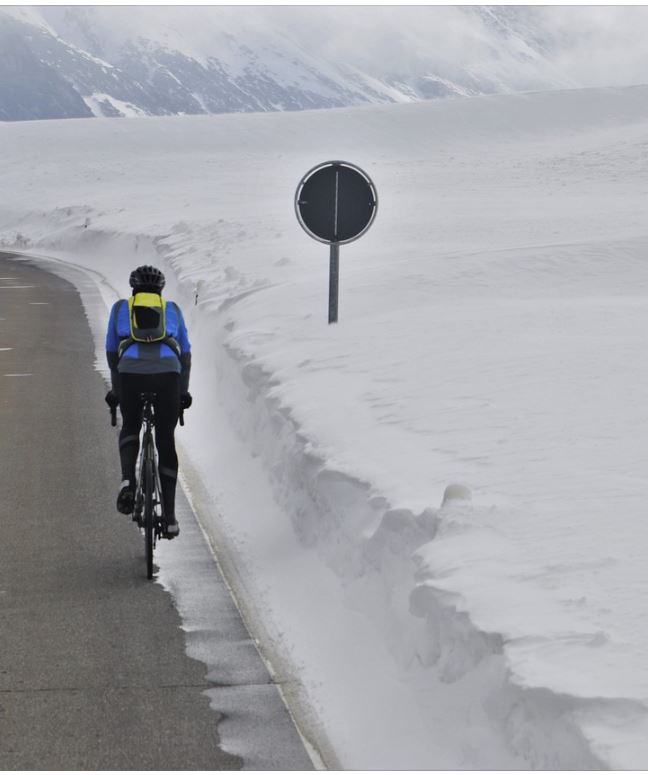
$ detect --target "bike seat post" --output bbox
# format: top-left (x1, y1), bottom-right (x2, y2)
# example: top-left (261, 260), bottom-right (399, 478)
top-left (140, 392), bottom-right (157, 424)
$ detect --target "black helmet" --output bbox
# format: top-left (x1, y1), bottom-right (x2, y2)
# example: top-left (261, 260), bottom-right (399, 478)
top-left (129, 265), bottom-right (165, 293)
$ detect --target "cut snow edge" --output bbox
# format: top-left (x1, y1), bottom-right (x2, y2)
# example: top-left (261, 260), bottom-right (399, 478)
top-left (1, 225), bottom-right (641, 769)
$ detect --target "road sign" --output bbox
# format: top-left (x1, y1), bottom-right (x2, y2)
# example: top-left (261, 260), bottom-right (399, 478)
top-left (295, 161), bottom-right (378, 322)
top-left (295, 161), bottom-right (378, 245)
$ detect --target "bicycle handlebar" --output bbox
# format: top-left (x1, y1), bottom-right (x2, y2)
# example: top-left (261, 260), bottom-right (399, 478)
top-left (108, 395), bottom-right (186, 427)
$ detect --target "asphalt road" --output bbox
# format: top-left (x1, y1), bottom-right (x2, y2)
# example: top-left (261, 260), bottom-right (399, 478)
top-left (0, 254), bottom-right (314, 770)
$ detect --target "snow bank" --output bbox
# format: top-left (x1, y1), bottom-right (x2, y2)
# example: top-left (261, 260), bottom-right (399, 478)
top-left (3, 86), bottom-right (648, 767)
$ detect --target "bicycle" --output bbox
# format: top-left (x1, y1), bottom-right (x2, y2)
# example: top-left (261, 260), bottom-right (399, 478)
top-left (110, 392), bottom-right (184, 579)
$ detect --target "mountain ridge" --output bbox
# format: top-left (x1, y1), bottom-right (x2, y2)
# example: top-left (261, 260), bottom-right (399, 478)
top-left (0, 6), bottom-right (607, 121)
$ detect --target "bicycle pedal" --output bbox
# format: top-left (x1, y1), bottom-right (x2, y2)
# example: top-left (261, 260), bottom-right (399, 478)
top-left (164, 523), bottom-right (180, 539)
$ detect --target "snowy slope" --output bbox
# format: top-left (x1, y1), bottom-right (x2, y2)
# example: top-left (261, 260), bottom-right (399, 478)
top-left (2, 86), bottom-right (648, 767)
top-left (0, 5), bottom-right (584, 120)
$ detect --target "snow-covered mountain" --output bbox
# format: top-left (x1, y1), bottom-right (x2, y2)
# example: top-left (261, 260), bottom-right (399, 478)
top-left (0, 5), bottom-right (580, 121)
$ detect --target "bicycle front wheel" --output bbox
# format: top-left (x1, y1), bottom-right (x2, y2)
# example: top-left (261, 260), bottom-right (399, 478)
top-left (144, 456), bottom-right (154, 580)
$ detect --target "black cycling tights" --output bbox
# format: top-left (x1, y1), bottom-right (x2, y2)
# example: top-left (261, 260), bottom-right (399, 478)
top-left (118, 372), bottom-right (181, 516)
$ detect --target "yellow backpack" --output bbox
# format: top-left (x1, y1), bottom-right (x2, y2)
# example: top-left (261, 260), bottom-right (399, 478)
top-left (129, 292), bottom-right (166, 342)
top-left (117, 293), bottom-right (180, 359)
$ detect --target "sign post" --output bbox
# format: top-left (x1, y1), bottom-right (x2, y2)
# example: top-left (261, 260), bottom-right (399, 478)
top-left (329, 242), bottom-right (340, 323)
top-left (295, 160), bottom-right (378, 324)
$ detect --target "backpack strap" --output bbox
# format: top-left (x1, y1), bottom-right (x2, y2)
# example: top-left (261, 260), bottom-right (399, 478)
top-left (118, 336), bottom-right (135, 360)
top-left (117, 335), bottom-right (181, 360)
top-left (163, 336), bottom-right (181, 358)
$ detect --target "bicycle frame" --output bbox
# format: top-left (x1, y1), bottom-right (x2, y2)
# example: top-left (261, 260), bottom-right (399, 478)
top-left (132, 392), bottom-right (166, 578)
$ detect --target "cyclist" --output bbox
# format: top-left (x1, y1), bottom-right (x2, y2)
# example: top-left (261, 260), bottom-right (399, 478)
top-left (104, 265), bottom-right (192, 538)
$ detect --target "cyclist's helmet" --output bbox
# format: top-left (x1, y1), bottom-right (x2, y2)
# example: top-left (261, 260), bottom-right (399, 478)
top-left (129, 265), bottom-right (165, 293)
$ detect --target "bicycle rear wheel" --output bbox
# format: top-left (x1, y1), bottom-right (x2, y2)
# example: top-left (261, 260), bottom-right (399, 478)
top-left (144, 456), bottom-right (154, 580)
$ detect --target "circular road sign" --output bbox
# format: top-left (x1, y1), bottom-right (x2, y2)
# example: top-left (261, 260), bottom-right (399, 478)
top-left (295, 161), bottom-right (378, 245)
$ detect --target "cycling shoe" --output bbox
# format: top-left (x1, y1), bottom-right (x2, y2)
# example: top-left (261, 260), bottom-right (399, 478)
top-left (116, 480), bottom-right (135, 515)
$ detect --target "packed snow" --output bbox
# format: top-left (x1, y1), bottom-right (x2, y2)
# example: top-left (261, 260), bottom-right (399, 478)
top-left (2, 85), bottom-right (648, 768)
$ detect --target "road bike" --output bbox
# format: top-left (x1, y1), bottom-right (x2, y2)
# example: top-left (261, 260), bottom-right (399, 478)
top-left (136, 392), bottom-right (166, 578)
top-left (110, 392), bottom-right (183, 579)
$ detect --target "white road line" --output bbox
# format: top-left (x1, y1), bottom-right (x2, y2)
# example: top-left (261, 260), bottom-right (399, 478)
top-left (0, 348), bottom-right (13, 352)
top-left (29, 302), bottom-right (49, 305)
top-left (0, 285), bottom-right (35, 289)
top-left (0, 277), bottom-right (17, 280)
top-left (4, 373), bottom-right (33, 377)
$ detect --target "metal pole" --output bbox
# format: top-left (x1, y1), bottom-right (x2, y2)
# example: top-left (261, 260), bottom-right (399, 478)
top-left (329, 242), bottom-right (339, 324)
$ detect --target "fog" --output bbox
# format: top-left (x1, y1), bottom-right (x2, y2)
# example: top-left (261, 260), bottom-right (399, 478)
top-left (10, 5), bottom-right (648, 91)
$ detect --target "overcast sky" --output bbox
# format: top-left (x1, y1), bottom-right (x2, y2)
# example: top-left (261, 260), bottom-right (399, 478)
top-left (534, 6), bottom-right (648, 87)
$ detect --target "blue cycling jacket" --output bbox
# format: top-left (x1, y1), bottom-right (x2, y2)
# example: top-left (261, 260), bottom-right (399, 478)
top-left (106, 298), bottom-right (191, 376)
